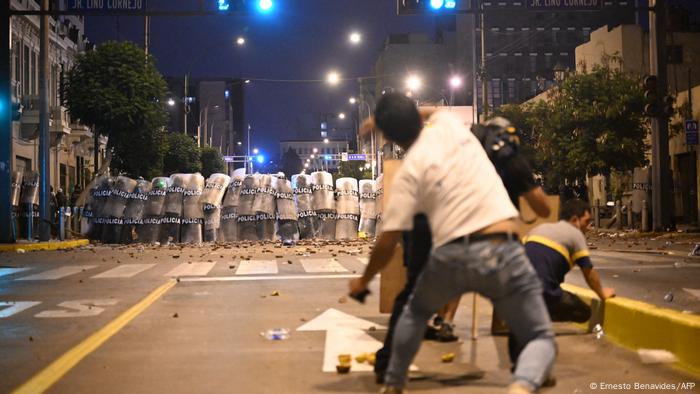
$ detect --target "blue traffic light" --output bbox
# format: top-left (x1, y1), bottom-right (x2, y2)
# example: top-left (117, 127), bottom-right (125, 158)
top-left (256, 154), bottom-right (265, 164)
top-left (258, 0), bottom-right (273, 12)
top-left (324, 155), bottom-right (331, 161)
top-left (430, 0), bottom-right (444, 9)
top-left (218, 0), bottom-right (230, 11)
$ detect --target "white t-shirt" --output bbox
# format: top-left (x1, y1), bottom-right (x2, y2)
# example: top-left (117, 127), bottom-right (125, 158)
top-left (381, 110), bottom-right (518, 248)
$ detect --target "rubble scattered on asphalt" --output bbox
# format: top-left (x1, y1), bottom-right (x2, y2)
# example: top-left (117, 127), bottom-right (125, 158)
top-left (15, 249), bottom-right (26, 253)
top-left (271, 291), bottom-right (280, 296)
top-left (338, 296), bottom-right (348, 304)
top-left (261, 328), bottom-right (289, 340)
top-left (593, 324), bottom-right (604, 339)
top-left (689, 244), bottom-right (700, 256)
top-left (663, 292), bottom-right (674, 302)
top-left (673, 261), bottom-right (686, 268)
top-left (441, 353), bottom-right (455, 363)
top-left (637, 349), bottom-right (678, 364)
top-left (172, 313), bottom-right (179, 318)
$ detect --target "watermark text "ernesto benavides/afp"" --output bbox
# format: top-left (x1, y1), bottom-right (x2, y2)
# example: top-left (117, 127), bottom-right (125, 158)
top-left (588, 382), bottom-right (696, 391)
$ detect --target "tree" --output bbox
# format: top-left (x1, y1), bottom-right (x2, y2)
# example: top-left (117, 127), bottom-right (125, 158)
top-left (334, 160), bottom-right (372, 182)
top-left (280, 148), bottom-right (302, 177)
top-left (200, 147), bottom-right (226, 178)
top-left (494, 58), bottom-right (648, 191)
top-left (64, 41), bottom-right (170, 179)
top-left (163, 133), bottom-right (202, 174)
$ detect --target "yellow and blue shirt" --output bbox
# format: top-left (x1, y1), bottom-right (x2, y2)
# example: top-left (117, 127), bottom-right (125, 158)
top-left (523, 220), bottom-right (593, 300)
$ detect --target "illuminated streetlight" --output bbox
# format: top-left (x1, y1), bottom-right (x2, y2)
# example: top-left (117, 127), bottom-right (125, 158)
top-left (244, 80), bottom-right (251, 84)
top-left (253, 148), bottom-right (259, 155)
top-left (349, 32), bottom-right (361, 45)
top-left (236, 37), bottom-right (246, 46)
top-left (167, 98), bottom-right (176, 106)
top-left (237, 141), bottom-right (242, 146)
top-left (326, 71), bottom-right (340, 86)
top-left (406, 75), bottom-right (422, 92)
top-left (313, 147), bottom-right (318, 153)
top-left (450, 76), bottom-right (462, 88)
top-left (349, 97), bottom-right (357, 104)
top-left (338, 112), bottom-right (346, 120)
top-left (310, 154), bottom-right (315, 159)
top-left (304, 163), bottom-right (309, 168)
top-left (323, 138), bottom-right (329, 144)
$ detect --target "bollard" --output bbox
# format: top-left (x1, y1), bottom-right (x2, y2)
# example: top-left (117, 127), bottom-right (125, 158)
top-left (627, 203), bottom-right (633, 229)
top-left (59, 207), bottom-right (65, 241)
top-left (615, 200), bottom-right (622, 230)
top-left (594, 199), bottom-right (601, 229)
top-left (642, 200), bottom-right (649, 232)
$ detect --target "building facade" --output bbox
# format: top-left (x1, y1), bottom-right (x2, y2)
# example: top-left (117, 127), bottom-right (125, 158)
top-left (10, 0), bottom-right (104, 196)
top-left (279, 140), bottom-right (350, 172)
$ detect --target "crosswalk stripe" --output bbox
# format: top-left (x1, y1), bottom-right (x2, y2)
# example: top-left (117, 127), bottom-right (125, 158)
top-left (0, 267), bottom-right (32, 278)
top-left (0, 301), bottom-right (42, 318)
top-left (92, 264), bottom-right (156, 279)
top-left (357, 257), bottom-right (369, 265)
top-left (16, 265), bottom-right (97, 281)
top-left (236, 260), bottom-right (279, 275)
top-left (300, 258), bottom-right (349, 273)
top-left (165, 262), bottom-right (216, 277)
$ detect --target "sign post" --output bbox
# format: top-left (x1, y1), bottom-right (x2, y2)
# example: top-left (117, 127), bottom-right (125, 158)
top-left (686, 119), bottom-right (699, 146)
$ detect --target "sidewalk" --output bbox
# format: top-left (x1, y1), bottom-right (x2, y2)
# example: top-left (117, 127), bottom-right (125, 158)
top-left (587, 229), bottom-right (700, 257)
top-left (0, 239), bottom-right (89, 252)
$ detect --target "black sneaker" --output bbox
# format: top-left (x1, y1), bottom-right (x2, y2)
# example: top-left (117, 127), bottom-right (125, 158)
top-left (433, 316), bottom-right (444, 327)
top-left (436, 323), bottom-right (459, 342)
top-left (424, 324), bottom-right (440, 340)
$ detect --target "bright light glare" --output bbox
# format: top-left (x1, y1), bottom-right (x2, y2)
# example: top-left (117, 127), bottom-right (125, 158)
top-left (430, 0), bottom-right (444, 9)
top-left (236, 37), bottom-right (245, 45)
top-left (445, 0), bottom-right (456, 8)
top-left (406, 75), bottom-right (422, 91)
top-left (259, 0), bottom-right (273, 11)
top-left (313, 148), bottom-right (318, 153)
top-left (327, 71), bottom-right (340, 86)
top-left (349, 97), bottom-right (357, 104)
top-left (338, 113), bottom-right (346, 119)
top-left (256, 155), bottom-right (265, 164)
top-left (218, 0), bottom-right (229, 11)
top-left (167, 98), bottom-right (176, 106)
top-left (237, 141), bottom-right (242, 145)
top-left (450, 76), bottom-right (462, 88)
top-left (323, 138), bottom-right (329, 144)
top-left (253, 148), bottom-right (259, 154)
top-left (349, 32), bottom-right (361, 44)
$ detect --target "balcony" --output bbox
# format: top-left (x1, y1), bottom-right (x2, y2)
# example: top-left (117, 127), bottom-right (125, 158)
top-left (19, 95), bottom-right (73, 146)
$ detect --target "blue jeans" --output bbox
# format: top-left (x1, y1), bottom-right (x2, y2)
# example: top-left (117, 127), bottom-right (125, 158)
top-left (385, 238), bottom-right (557, 390)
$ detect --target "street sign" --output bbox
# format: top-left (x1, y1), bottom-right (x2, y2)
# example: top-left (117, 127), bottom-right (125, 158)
top-left (341, 152), bottom-right (348, 162)
top-left (223, 156), bottom-right (235, 163)
top-left (526, 0), bottom-right (602, 11)
top-left (66, 0), bottom-right (145, 12)
top-left (347, 154), bottom-right (367, 161)
top-left (686, 120), bottom-right (699, 146)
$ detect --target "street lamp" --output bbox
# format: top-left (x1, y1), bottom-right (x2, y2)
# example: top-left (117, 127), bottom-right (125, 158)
top-left (167, 98), bottom-right (176, 106)
top-left (323, 138), bottom-right (329, 144)
top-left (338, 112), bottom-right (346, 120)
top-left (349, 97), bottom-right (357, 104)
top-left (326, 71), bottom-right (340, 86)
top-left (236, 37), bottom-right (246, 46)
top-left (449, 76), bottom-right (463, 106)
top-left (237, 141), bottom-right (242, 146)
top-left (313, 147), bottom-right (318, 153)
top-left (553, 62), bottom-right (567, 83)
top-left (349, 31), bottom-right (361, 45)
top-left (253, 148), bottom-right (259, 155)
top-left (406, 75), bottom-right (422, 92)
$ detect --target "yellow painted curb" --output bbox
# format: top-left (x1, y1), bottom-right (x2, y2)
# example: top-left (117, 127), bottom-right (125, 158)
top-left (12, 279), bottom-right (177, 394)
top-left (0, 239), bottom-right (89, 252)
top-left (562, 283), bottom-right (700, 378)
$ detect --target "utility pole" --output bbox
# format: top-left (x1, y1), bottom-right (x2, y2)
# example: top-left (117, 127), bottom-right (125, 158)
top-left (38, 0), bottom-right (51, 241)
top-left (144, 0), bottom-right (150, 56)
top-left (649, 0), bottom-right (672, 231)
top-left (183, 73), bottom-right (189, 135)
top-left (1, 1), bottom-right (13, 243)
top-left (479, 0), bottom-right (488, 120)
top-left (471, 0), bottom-right (479, 125)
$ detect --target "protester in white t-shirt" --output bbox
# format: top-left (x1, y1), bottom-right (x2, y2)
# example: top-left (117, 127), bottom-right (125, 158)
top-left (349, 93), bottom-right (556, 394)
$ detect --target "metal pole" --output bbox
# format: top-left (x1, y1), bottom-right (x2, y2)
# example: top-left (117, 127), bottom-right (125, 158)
top-left (480, 0), bottom-right (488, 120)
top-left (38, 0), bottom-right (51, 241)
top-left (0, 0), bottom-right (14, 242)
top-left (649, 0), bottom-right (672, 231)
top-left (144, 0), bottom-right (150, 56)
top-left (247, 123), bottom-right (251, 173)
top-left (472, 0), bottom-right (479, 125)
top-left (183, 73), bottom-right (189, 135)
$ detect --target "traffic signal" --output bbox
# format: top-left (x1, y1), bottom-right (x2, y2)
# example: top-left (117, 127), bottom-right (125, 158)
top-left (218, 0), bottom-right (274, 13)
top-left (662, 95), bottom-right (675, 117)
top-left (397, 0), bottom-right (459, 15)
top-left (643, 75), bottom-right (659, 117)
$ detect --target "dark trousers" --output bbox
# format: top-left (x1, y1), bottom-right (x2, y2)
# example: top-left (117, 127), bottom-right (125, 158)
top-left (508, 289), bottom-right (591, 364)
top-left (375, 215), bottom-right (432, 375)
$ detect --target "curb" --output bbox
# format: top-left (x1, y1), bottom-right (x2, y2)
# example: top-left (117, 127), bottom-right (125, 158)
top-left (562, 283), bottom-right (700, 378)
top-left (0, 239), bottom-right (90, 252)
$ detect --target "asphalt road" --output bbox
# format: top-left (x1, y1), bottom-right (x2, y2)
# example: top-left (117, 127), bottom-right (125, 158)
top-left (1, 242), bottom-right (698, 393)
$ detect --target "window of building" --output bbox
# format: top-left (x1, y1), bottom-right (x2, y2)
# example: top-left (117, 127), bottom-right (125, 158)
top-left (529, 54), bottom-right (537, 73)
top-left (23, 45), bottom-right (30, 96)
top-left (507, 79), bottom-right (516, 102)
top-left (16, 156), bottom-right (32, 174)
top-left (12, 40), bottom-right (20, 86)
top-left (31, 51), bottom-right (38, 95)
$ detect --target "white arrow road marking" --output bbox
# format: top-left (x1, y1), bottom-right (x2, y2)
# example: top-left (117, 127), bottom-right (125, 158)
top-left (0, 301), bottom-right (42, 318)
top-left (300, 258), bottom-right (349, 273)
top-left (0, 267), bottom-right (32, 278)
top-left (683, 288), bottom-right (700, 300)
top-left (297, 308), bottom-right (415, 373)
top-left (92, 264), bottom-right (156, 279)
top-left (236, 260), bottom-right (278, 275)
top-left (165, 262), bottom-right (216, 277)
top-left (17, 265), bottom-right (97, 281)
top-left (35, 299), bottom-right (119, 318)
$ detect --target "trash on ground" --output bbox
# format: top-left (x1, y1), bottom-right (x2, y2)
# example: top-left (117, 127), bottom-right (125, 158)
top-left (593, 324), bottom-right (604, 339)
top-left (637, 349), bottom-right (678, 364)
top-left (441, 353), bottom-right (455, 363)
top-left (172, 313), bottom-right (179, 318)
top-left (16, 249), bottom-right (26, 253)
top-left (271, 291), bottom-right (280, 296)
top-left (673, 261), bottom-right (686, 268)
top-left (261, 328), bottom-right (290, 340)
top-left (663, 292), bottom-right (674, 302)
top-left (336, 364), bottom-right (351, 374)
top-left (689, 244), bottom-right (700, 256)
top-left (338, 296), bottom-right (348, 304)
top-left (355, 353), bottom-right (368, 363)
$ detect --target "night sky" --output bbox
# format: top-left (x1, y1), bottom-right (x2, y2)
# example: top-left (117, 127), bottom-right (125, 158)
top-left (84, 0), bottom-right (700, 159)
top-left (84, 0), bottom-right (438, 159)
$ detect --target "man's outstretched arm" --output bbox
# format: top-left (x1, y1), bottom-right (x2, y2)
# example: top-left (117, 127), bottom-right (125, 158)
top-left (581, 267), bottom-right (616, 300)
top-left (349, 231), bottom-right (403, 294)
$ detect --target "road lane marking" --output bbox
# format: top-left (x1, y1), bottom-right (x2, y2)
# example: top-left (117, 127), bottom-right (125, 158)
top-left (300, 258), bottom-right (349, 273)
top-left (357, 257), bottom-right (369, 265)
top-left (0, 301), bottom-right (42, 318)
top-left (16, 265), bottom-right (96, 281)
top-left (92, 264), bottom-right (156, 279)
top-left (11, 280), bottom-right (176, 394)
top-left (180, 274), bottom-right (360, 282)
top-left (235, 260), bottom-right (278, 275)
top-left (35, 299), bottom-right (120, 318)
top-left (164, 262), bottom-right (216, 277)
top-left (0, 267), bottom-right (32, 278)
